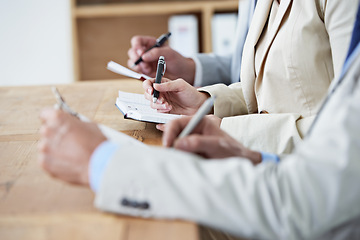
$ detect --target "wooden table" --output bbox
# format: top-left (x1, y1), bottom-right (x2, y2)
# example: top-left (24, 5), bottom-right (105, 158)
top-left (0, 80), bottom-right (199, 240)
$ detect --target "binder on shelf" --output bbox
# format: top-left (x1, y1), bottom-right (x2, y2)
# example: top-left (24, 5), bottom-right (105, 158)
top-left (168, 15), bottom-right (199, 57)
top-left (211, 13), bottom-right (238, 56)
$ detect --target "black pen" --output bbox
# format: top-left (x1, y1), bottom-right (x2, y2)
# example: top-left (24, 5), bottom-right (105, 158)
top-left (153, 56), bottom-right (166, 103)
top-left (131, 32), bottom-right (171, 68)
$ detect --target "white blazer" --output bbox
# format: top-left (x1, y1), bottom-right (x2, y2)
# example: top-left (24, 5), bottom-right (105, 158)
top-left (95, 46), bottom-right (360, 239)
top-left (199, 0), bottom-right (358, 154)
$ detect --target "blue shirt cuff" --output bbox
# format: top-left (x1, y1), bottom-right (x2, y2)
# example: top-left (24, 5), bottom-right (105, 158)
top-left (89, 141), bottom-right (119, 192)
top-left (261, 152), bottom-right (280, 164)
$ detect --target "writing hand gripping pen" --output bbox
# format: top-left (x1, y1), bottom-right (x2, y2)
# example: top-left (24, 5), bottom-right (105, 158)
top-left (132, 32), bottom-right (171, 67)
top-left (178, 96), bottom-right (216, 138)
top-left (152, 56), bottom-right (166, 103)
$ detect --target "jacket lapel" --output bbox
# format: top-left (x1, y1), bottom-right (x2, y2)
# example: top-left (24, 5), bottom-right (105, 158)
top-left (240, 0), bottom-right (273, 113)
top-left (256, 0), bottom-right (292, 70)
top-left (245, 0), bottom-right (273, 49)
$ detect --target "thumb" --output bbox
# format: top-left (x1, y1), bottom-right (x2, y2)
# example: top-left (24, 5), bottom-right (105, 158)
top-left (154, 79), bottom-right (185, 92)
top-left (142, 46), bottom-right (171, 62)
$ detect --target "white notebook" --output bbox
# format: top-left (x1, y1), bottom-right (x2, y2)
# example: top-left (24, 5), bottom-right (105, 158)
top-left (115, 91), bottom-right (182, 124)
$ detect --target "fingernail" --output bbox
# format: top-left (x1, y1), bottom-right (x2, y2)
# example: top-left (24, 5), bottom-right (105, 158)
top-left (147, 88), bottom-right (152, 94)
top-left (137, 49), bottom-right (142, 55)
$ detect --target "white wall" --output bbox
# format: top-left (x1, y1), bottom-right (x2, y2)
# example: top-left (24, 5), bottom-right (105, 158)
top-left (0, 0), bottom-right (73, 86)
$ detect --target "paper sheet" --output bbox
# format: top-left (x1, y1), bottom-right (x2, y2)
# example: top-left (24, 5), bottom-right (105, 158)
top-left (107, 61), bottom-right (151, 80)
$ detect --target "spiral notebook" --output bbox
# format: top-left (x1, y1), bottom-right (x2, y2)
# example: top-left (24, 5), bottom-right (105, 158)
top-left (115, 91), bottom-right (181, 124)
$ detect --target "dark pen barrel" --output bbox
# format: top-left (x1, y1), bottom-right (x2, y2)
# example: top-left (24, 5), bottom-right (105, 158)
top-left (153, 56), bottom-right (165, 102)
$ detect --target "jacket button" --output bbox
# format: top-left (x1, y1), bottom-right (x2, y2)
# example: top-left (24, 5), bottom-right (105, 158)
top-left (139, 202), bottom-right (150, 209)
top-left (121, 198), bottom-right (130, 206)
top-left (120, 198), bottom-right (150, 210)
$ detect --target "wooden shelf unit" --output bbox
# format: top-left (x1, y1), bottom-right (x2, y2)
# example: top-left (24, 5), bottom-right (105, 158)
top-left (71, 0), bottom-right (239, 81)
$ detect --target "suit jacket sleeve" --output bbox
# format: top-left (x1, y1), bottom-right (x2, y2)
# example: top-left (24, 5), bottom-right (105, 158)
top-left (95, 53), bottom-right (360, 239)
top-left (222, 113), bottom-right (316, 154)
top-left (192, 53), bottom-right (232, 86)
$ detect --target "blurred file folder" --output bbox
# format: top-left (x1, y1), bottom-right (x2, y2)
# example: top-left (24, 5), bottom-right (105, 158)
top-left (211, 13), bottom-right (238, 55)
top-left (168, 15), bottom-right (199, 57)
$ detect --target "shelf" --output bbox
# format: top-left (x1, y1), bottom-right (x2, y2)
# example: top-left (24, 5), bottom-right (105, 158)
top-left (75, 1), bottom-right (238, 18)
top-left (71, 0), bottom-right (239, 81)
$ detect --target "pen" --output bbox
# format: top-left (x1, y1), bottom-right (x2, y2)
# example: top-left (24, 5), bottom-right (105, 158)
top-left (153, 56), bottom-right (166, 103)
top-left (131, 32), bottom-right (171, 68)
top-left (51, 86), bottom-right (79, 118)
top-left (178, 96), bottom-right (216, 138)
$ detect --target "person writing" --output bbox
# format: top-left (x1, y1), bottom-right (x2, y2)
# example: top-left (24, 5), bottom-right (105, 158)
top-left (128, 0), bottom-right (256, 86)
top-left (38, 10), bottom-right (360, 238)
top-left (131, 0), bottom-right (358, 154)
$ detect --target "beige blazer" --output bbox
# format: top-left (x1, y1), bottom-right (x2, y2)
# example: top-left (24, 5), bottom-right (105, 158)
top-left (95, 47), bottom-right (360, 239)
top-left (200, 0), bottom-right (358, 154)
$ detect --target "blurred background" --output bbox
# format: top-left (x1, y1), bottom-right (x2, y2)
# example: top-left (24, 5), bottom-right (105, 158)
top-left (0, 0), bottom-right (238, 86)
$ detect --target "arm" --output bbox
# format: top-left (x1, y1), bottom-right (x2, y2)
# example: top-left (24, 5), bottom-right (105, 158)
top-left (198, 82), bottom-right (249, 118)
top-left (38, 61), bottom-right (360, 240)
top-left (191, 53), bottom-right (232, 86)
top-left (192, 0), bottom-right (256, 87)
top-left (323, 0), bottom-right (358, 78)
top-left (220, 113), bottom-right (316, 155)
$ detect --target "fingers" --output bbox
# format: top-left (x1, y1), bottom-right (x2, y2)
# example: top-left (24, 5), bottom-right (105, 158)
top-left (143, 79), bottom-right (155, 101)
top-left (143, 77), bottom-right (173, 104)
top-left (141, 46), bottom-right (171, 62)
top-left (153, 103), bottom-right (172, 112)
top-left (173, 135), bottom-right (222, 158)
top-left (156, 124), bottom-right (165, 131)
top-left (130, 35), bottom-right (157, 50)
top-left (40, 107), bottom-right (59, 123)
top-left (162, 116), bottom-right (192, 147)
top-left (153, 78), bottom-right (187, 93)
top-left (128, 36), bottom-right (158, 74)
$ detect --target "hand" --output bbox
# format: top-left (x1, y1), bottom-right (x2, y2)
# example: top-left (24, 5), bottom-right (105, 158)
top-left (156, 114), bottom-right (222, 131)
top-left (128, 35), bottom-right (196, 84)
top-left (38, 108), bottom-right (107, 186)
top-left (162, 116), bottom-right (262, 164)
top-left (143, 77), bottom-right (209, 115)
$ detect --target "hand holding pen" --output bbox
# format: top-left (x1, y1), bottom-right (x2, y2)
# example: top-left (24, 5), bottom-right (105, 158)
top-left (178, 96), bottom-right (216, 138)
top-left (131, 32), bottom-right (171, 68)
top-left (153, 56), bottom-right (166, 103)
top-left (52, 87), bottom-right (79, 118)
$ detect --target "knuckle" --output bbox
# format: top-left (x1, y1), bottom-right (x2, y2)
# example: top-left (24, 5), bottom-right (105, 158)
top-left (188, 135), bottom-right (201, 149)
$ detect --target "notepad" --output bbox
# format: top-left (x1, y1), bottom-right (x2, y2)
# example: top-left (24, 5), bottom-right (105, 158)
top-left (107, 61), bottom-right (151, 80)
top-left (115, 91), bottom-right (182, 124)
